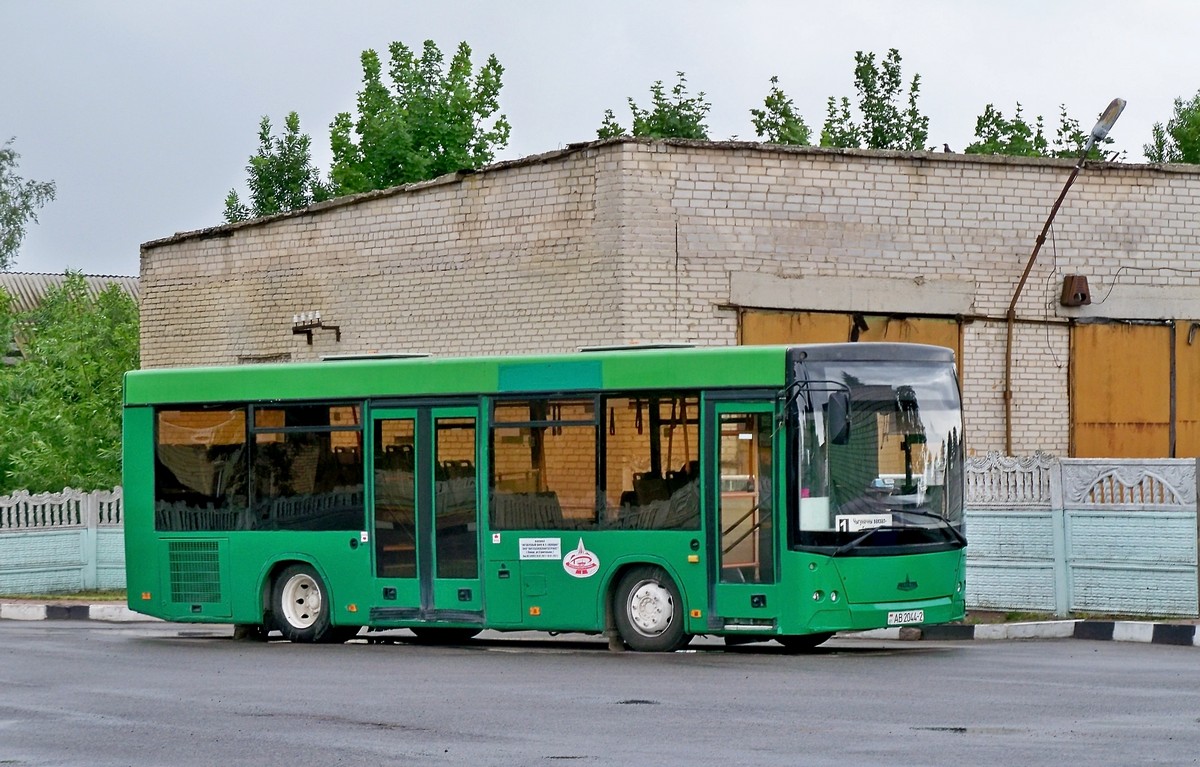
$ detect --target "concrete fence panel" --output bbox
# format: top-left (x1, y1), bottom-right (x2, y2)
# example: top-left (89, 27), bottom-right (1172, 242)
top-left (0, 488), bottom-right (124, 594)
top-left (966, 455), bottom-right (1198, 617)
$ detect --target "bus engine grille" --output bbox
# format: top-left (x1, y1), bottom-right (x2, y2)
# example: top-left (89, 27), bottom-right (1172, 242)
top-left (168, 540), bottom-right (223, 604)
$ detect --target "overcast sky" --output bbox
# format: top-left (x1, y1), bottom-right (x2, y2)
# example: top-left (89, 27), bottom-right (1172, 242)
top-left (6, 0), bottom-right (1200, 277)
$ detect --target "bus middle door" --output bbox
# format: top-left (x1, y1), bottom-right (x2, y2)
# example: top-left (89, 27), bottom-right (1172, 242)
top-left (370, 405), bottom-right (483, 627)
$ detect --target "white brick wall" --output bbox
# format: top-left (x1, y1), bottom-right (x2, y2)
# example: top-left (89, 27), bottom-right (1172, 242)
top-left (141, 139), bottom-right (1200, 456)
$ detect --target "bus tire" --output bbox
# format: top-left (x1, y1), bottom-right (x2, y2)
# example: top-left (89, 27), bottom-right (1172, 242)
top-left (613, 565), bottom-right (690, 652)
top-left (409, 627), bottom-right (481, 644)
top-left (272, 564), bottom-right (340, 643)
top-left (777, 632), bottom-right (833, 652)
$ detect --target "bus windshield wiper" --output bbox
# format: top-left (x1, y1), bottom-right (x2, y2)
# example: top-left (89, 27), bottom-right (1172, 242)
top-left (832, 512), bottom-right (966, 557)
top-left (832, 526), bottom-right (892, 556)
top-left (887, 508), bottom-right (967, 547)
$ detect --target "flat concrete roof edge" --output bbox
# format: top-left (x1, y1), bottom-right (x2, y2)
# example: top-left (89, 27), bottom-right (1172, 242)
top-left (140, 137), bottom-right (1200, 252)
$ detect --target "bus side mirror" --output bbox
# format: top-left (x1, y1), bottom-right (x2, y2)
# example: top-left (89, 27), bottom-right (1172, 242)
top-left (827, 391), bottom-right (851, 445)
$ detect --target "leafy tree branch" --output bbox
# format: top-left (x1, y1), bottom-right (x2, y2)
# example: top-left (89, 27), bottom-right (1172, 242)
top-left (224, 112), bottom-right (330, 224)
top-left (0, 138), bottom-right (56, 271)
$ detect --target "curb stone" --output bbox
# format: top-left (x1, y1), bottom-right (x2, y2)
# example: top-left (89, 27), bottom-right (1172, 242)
top-left (854, 619), bottom-right (1200, 647)
top-left (0, 603), bottom-right (157, 623)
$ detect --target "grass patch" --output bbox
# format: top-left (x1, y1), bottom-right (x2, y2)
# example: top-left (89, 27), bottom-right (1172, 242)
top-left (0, 590), bottom-right (126, 602)
top-left (962, 610), bottom-right (1056, 624)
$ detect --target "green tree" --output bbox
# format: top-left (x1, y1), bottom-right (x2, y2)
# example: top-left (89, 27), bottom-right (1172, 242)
top-left (965, 103), bottom-right (1113, 159)
top-left (596, 72), bottom-right (711, 140)
top-left (329, 40), bottom-right (511, 195)
top-left (224, 112), bottom-right (331, 224)
top-left (964, 103), bottom-right (1049, 156)
top-left (597, 109), bottom-right (626, 139)
top-left (1145, 90), bottom-right (1200, 163)
top-left (0, 138), bottom-right (56, 271)
top-left (820, 49), bottom-right (928, 151)
top-left (750, 76), bottom-right (812, 145)
top-left (0, 273), bottom-right (139, 493)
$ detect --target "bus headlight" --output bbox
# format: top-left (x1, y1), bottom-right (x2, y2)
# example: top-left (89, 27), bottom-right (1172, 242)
top-left (812, 590), bottom-right (823, 602)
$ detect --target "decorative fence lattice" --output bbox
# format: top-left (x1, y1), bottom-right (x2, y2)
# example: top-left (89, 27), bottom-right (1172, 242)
top-left (965, 452), bottom-right (1056, 508)
top-left (0, 487), bottom-right (122, 531)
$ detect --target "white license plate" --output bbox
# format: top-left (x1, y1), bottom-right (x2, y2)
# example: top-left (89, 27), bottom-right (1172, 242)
top-left (887, 610), bottom-right (924, 625)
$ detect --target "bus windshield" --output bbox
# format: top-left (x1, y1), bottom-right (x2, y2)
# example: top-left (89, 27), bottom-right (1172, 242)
top-left (793, 357), bottom-right (964, 552)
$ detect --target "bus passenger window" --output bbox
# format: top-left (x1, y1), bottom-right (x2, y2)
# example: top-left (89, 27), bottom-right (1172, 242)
top-left (490, 399), bottom-right (597, 530)
top-left (603, 394), bottom-right (700, 531)
top-left (249, 404), bottom-right (364, 532)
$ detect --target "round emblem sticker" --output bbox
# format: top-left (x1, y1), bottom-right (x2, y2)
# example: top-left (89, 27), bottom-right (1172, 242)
top-left (563, 538), bottom-right (600, 578)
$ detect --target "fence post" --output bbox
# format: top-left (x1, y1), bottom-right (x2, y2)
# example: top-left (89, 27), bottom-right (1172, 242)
top-left (82, 490), bottom-right (98, 590)
top-left (1050, 459), bottom-right (1069, 617)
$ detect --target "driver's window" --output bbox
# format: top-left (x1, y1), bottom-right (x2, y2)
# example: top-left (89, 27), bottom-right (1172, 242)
top-left (717, 411), bottom-right (775, 584)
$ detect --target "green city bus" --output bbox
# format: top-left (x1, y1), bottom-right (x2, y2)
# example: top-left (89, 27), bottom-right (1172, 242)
top-left (123, 343), bottom-right (966, 651)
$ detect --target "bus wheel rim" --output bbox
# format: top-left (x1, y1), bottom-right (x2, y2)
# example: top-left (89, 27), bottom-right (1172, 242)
top-left (628, 579), bottom-right (673, 636)
top-left (281, 573), bottom-right (321, 629)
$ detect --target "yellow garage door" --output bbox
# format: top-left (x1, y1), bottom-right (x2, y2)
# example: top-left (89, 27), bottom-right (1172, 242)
top-left (739, 310), bottom-right (962, 375)
top-left (1071, 322), bottom-right (1171, 458)
top-left (1177, 321), bottom-right (1200, 458)
top-left (739, 310), bottom-right (851, 345)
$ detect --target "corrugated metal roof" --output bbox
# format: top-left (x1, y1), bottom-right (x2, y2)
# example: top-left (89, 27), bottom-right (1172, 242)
top-left (0, 272), bottom-right (140, 313)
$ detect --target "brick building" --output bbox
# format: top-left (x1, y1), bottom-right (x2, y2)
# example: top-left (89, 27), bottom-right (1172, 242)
top-left (139, 138), bottom-right (1200, 458)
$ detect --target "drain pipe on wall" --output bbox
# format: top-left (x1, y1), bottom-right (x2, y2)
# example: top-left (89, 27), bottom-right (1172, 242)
top-left (1003, 98), bottom-right (1126, 454)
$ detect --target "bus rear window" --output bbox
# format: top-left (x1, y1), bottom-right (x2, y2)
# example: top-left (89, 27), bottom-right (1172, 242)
top-left (155, 407), bottom-right (249, 530)
top-left (154, 403), bottom-right (365, 532)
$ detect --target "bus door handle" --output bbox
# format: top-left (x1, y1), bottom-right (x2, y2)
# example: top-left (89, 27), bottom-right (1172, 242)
top-left (349, 537), bottom-right (359, 550)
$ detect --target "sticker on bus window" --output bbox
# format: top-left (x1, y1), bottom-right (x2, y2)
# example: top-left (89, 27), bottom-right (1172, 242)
top-left (563, 538), bottom-right (599, 578)
top-left (835, 514), bottom-right (893, 533)
top-left (519, 537), bottom-right (561, 560)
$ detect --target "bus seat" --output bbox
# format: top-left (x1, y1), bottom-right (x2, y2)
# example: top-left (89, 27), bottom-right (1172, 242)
top-left (490, 491), bottom-right (563, 529)
top-left (634, 473), bottom-right (669, 504)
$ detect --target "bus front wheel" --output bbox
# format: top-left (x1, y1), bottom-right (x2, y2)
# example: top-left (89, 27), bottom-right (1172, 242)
top-left (613, 566), bottom-right (690, 652)
top-left (271, 564), bottom-right (346, 643)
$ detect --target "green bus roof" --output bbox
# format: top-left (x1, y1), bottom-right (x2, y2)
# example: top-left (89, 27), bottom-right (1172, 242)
top-left (124, 342), bottom-right (952, 407)
top-left (124, 345), bottom-right (795, 406)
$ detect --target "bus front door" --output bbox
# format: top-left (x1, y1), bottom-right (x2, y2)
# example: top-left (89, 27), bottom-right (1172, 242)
top-left (706, 400), bottom-right (779, 631)
top-left (370, 406), bottom-right (483, 627)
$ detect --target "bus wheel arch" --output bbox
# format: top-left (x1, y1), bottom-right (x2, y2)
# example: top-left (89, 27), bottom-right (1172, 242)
top-left (610, 564), bottom-right (690, 652)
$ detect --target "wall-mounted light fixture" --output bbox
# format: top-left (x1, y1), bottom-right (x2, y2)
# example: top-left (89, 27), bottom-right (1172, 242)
top-left (292, 311), bottom-right (341, 345)
top-left (1059, 275), bottom-right (1092, 307)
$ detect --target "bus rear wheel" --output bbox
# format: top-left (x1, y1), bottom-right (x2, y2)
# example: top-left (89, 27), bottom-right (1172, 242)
top-left (271, 564), bottom-right (349, 643)
top-left (613, 566), bottom-right (690, 652)
top-left (777, 632), bottom-right (833, 652)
